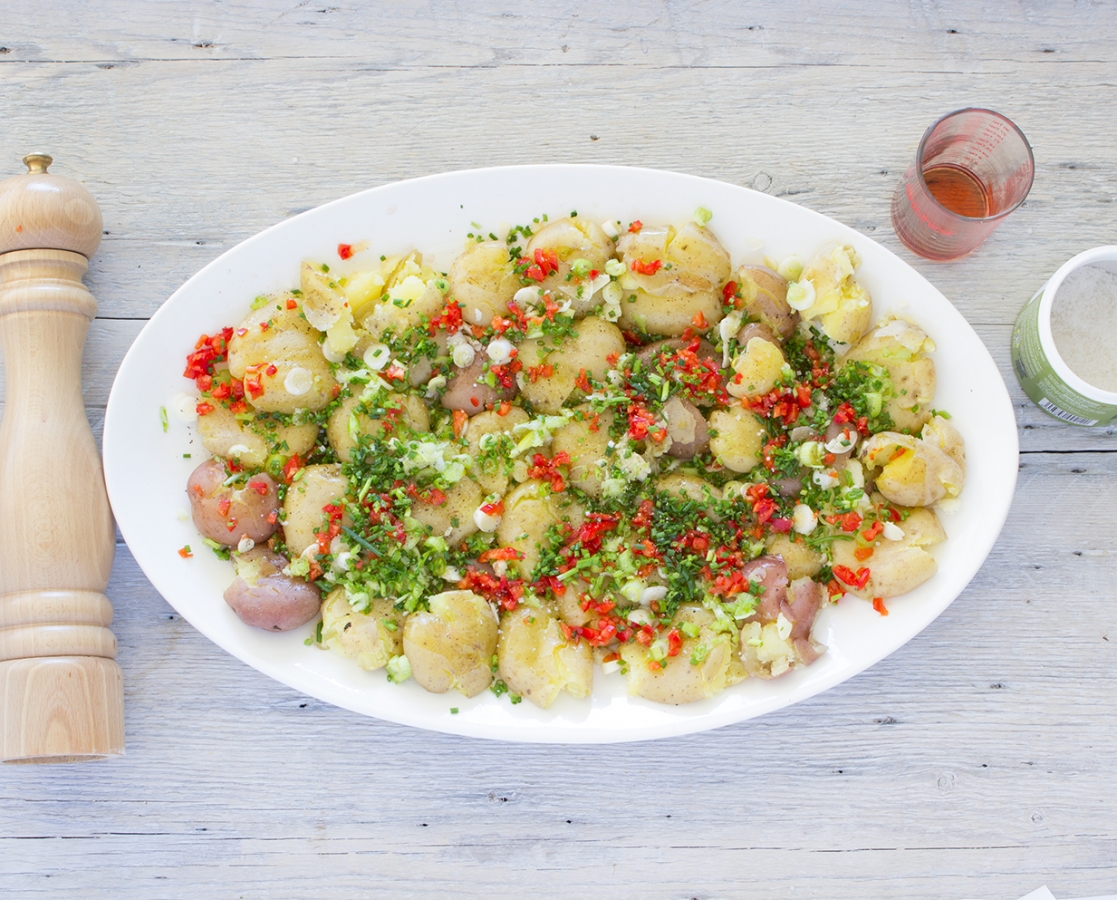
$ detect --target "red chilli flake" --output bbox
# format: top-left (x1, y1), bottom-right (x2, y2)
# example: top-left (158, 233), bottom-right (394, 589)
top-left (628, 220), bottom-right (643, 233)
top-left (722, 280), bottom-right (739, 304)
top-left (833, 565), bottom-right (871, 591)
top-left (286, 298), bottom-right (298, 310)
top-left (337, 243), bottom-right (353, 260)
top-left (247, 480), bottom-right (270, 496)
top-left (527, 451), bottom-right (570, 493)
top-left (178, 546), bottom-right (193, 559)
top-left (183, 327), bottom-right (234, 380)
top-left (631, 258), bottom-right (663, 276)
top-left (872, 597), bottom-right (889, 616)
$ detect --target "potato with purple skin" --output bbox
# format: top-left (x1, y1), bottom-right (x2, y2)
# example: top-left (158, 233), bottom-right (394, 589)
top-left (223, 546), bottom-right (321, 631)
top-left (186, 459), bottom-right (280, 546)
top-left (736, 265), bottom-right (798, 339)
top-left (441, 355), bottom-right (516, 416)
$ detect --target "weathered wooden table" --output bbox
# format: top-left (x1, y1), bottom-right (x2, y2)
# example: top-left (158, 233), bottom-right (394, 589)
top-left (2, 3), bottom-right (1115, 898)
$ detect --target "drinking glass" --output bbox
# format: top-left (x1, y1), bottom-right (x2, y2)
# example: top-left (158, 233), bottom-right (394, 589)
top-left (891, 108), bottom-right (1034, 261)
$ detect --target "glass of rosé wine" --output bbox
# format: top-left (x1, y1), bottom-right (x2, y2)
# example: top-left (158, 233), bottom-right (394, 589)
top-left (891, 108), bottom-right (1034, 261)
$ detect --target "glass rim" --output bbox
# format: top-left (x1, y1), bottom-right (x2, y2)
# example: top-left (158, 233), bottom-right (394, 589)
top-left (915, 106), bottom-right (1035, 224)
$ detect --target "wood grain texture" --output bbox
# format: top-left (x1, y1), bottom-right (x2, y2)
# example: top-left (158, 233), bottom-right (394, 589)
top-left (1, 0), bottom-right (1115, 896)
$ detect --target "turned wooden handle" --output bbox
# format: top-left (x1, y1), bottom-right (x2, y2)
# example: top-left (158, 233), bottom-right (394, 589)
top-left (0, 155), bottom-right (123, 763)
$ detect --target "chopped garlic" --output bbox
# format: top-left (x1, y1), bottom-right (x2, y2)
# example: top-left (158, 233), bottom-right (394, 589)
top-left (813, 467), bottom-right (840, 489)
top-left (237, 536), bottom-right (255, 554)
top-left (825, 429), bottom-right (857, 454)
top-left (792, 504), bottom-right (818, 535)
top-left (776, 613), bottom-right (793, 640)
top-left (473, 504), bottom-right (502, 533)
top-left (600, 220), bottom-right (619, 239)
top-left (639, 585), bottom-right (668, 606)
top-left (882, 522), bottom-right (905, 541)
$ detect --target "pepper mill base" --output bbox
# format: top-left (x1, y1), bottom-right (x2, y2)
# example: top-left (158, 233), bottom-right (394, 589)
top-left (0, 656), bottom-right (124, 763)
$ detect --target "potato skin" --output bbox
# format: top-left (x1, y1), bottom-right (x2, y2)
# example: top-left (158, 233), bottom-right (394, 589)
top-left (441, 355), bottom-right (516, 415)
top-left (196, 404), bottom-right (318, 469)
top-left (525, 218), bottom-right (616, 316)
top-left (187, 459), bottom-right (280, 546)
top-left (410, 477), bottom-right (483, 546)
top-left (830, 506), bottom-right (946, 599)
top-left (708, 407), bottom-right (766, 473)
top-left (497, 605), bottom-right (593, 708)
top-left (550, 407), bottom-right (614, 495)
top-left (226, 304), bottom-right (337, 412)
top-left (619, 604), bottom-right (744, 704)
top-left (320, 589), bottom-right (402, 670)
top-left (465, 407), bottom-right (530, 495)
top-left (516, 316), bottom-right (625, 414)
top-left (842, 319), bottom-right (937, 434)
top-left (327, 391), bottom-right (430, 462)
top-left (402, 590), bottom-right (498, 697)
top-left (497, 480), bottom-right (585, 578)
top-left (448, 241), bottom-right (520, 328)
top-left (737, 265), bottom-right (797, 339)
top-left (282, 463), bottom-right (349, 556)
top-left (223, 546), bottom-right (321, 631)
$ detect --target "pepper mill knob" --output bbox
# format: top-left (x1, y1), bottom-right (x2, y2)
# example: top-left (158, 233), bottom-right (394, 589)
top-left (0, 155), bottom-right (122, 763)
top-left (0, 153), bottom-right (103, 258)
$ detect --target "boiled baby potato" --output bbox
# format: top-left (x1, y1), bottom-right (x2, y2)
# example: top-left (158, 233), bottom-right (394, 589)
top-left (830, 505), bottom-right (946, 599)
top-left (447, 240), bottom-right (520, 328)
top-left (497, 604), bottom-right (593, 708)
top-left (616, 222), bottom-right (730, 336)
top-left (319, 589), bottom-right (402, 671)
top-left (497, 479), bottom-right (585, 578)
top-left (860, 417), bottom-right (965, 507)
top-left (223, 546), bottom-right (321, 632)
top-left (794, 243), bottom-right (872, 345)
top-left (402, 589), bottom-right (499, 697)
top-left (708, 407), bottom-right (766, 473)
top-left (550, 407), bottom-right (614, 496)
top-left (410, 477), bottom-right (483, 546)
top-left (766, 532), bottom-right (825, 580)
top-left (186, 459), bottom-right (280, 546)
top-left (727, 336), bottom-right (786, 399)
top-left (660, 397), bottom-right (709, 460)
top-left (524, 217), bottom-right (616, 316)
top-left (655, 472), bottom-right (723, 506)
top-left (619, 604), bottom-right (745, 704)
top-left (465, 407), bottom-right (530, 495)
top-left (842, 318), bottom-right (936, 434)
top-left (282, 463), bottom-right (349, 556)
top-left (516, 316), bottom-right (625, 414)
top-left (196, 403), bottom-right (318, 469)
top-left (362, 263), bottom-right (446, 339)
top-left (227, 304), bottom-right (336, 412)
top-left (327, 391), bottom-right (430, 462)
top-left (736, 265), bottom-right (797, 339)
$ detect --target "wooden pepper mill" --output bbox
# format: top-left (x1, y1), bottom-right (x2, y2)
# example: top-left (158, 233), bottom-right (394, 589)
top-left (0, 153), bottom-right (123, 763)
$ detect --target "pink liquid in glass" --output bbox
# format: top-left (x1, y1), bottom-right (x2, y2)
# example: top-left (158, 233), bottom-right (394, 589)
top-left (891, 108), bottom-right (1033, 261)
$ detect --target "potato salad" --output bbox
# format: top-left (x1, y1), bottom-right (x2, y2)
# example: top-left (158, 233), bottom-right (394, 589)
top-left (180, 211), bottom-right (965, 707)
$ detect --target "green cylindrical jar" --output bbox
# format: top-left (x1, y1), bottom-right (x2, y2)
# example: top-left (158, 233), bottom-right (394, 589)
top-left (1011, 246), bottom-right (1117, 426)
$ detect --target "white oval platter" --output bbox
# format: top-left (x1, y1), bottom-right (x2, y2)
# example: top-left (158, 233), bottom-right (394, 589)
top-left (103, 165), bottom-right (1018, 743)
